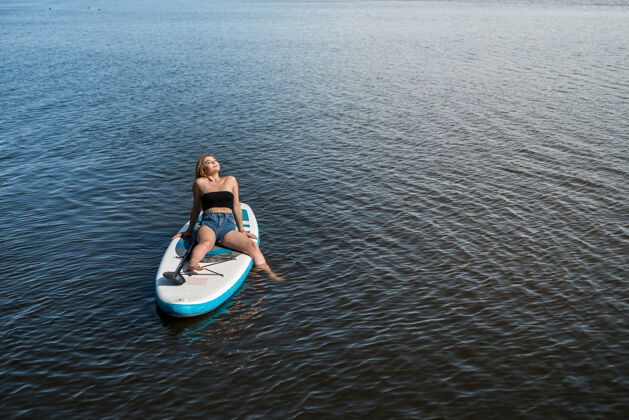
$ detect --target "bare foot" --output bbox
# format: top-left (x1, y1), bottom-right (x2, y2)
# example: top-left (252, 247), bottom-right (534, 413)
top-left (253, 263), bottom-right (284, 282)
top-left (186, 262), bottom-right (203, 274)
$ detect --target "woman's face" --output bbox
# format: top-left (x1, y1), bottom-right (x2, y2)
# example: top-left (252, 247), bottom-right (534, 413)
top-left (203, 156), bottom-right (220, 174)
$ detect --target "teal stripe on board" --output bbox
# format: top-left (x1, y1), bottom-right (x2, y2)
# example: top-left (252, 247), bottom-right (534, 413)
top-left (176, 241), bottom-right (235, 258)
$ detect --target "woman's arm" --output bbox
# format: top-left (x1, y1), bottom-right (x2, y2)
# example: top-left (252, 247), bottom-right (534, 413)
top-left (230, 177), bottom-right (257, 239)
top-left (185, 180), bottom-right (202, 235)
top-left (230, 176), bottom-right (245, 232)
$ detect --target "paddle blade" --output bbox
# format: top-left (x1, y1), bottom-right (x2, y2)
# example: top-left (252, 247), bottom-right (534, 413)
top-left (163, 271), bottom-right (185, 285)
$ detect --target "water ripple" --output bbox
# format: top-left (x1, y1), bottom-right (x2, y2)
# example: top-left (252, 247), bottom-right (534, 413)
top-left (2, 0), bottom-right (629, 418)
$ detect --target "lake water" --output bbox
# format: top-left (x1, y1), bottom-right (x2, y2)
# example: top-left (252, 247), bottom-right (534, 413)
top-left (1, 0), bottom-right (628, 417)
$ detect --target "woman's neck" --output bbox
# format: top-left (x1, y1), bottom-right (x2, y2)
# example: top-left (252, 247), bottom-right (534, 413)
top-left (205, 174), bottom-right (221, 183)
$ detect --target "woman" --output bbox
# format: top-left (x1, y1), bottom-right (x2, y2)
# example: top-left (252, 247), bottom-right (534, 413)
top-left (173, 154), bottom-right (278, 279)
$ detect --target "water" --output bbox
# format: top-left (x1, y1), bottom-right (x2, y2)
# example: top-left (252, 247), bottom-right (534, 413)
top-left (1, 0), bottom-right (628, 417)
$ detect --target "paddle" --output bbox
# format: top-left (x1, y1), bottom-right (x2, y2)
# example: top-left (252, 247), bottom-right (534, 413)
top-left (163, 233), bottom-right (195, 285)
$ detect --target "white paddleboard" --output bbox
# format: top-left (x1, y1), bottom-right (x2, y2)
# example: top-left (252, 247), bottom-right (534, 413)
top-left (155, 202), bottom-right (259, 318)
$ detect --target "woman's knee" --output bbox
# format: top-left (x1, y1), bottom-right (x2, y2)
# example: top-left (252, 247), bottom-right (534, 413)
top-left (247, 241), bottom-right (261, 256)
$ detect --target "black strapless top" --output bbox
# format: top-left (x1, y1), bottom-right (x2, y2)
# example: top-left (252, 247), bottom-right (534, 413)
top-left (201, 191), bottom-right (234, 211)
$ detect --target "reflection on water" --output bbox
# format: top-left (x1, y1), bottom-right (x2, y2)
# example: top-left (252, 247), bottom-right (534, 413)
top-left (160, 272), bottom-right (269, 336)
top-left (174, 274), bottom-right (272, 372)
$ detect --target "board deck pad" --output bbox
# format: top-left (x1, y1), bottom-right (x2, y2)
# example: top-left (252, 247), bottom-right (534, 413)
top-left (154, 203), bottom-right (259, 318)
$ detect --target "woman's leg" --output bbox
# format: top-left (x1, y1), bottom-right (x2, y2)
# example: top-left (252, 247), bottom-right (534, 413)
top-left (220, 231), bottom-right (283, 281)
top-left (187, 226), bottom-right (216, 272)
top-left (220, 231), bottom-right (266, 265)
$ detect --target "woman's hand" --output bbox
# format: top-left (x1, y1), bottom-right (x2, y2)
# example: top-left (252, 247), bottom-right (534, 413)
top-left (172, 231), bottom-right (192, 239)
top-left (244, 232), bottom-right (258, 240)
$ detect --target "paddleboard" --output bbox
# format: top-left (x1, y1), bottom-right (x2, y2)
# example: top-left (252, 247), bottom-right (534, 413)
top-left (155, 202), bottom-right (259, 318)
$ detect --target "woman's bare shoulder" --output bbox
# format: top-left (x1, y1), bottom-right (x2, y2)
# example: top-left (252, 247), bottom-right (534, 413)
top-left (193, 177), bottom-right (207, 190)
top-left (226, 176), bottom-right (239, 189)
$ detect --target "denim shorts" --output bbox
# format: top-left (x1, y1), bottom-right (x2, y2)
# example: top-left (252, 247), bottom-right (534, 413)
top-left (200, 212), bottom-right (237, 244)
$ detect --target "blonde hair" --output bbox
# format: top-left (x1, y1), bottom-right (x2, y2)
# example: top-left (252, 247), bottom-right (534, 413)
top-left (194, 154), bottom-right (215, 179)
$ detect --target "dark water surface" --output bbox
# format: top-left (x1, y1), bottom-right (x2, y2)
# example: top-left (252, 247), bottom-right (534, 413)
top-left (1, 0), bottom-right (628, 417)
